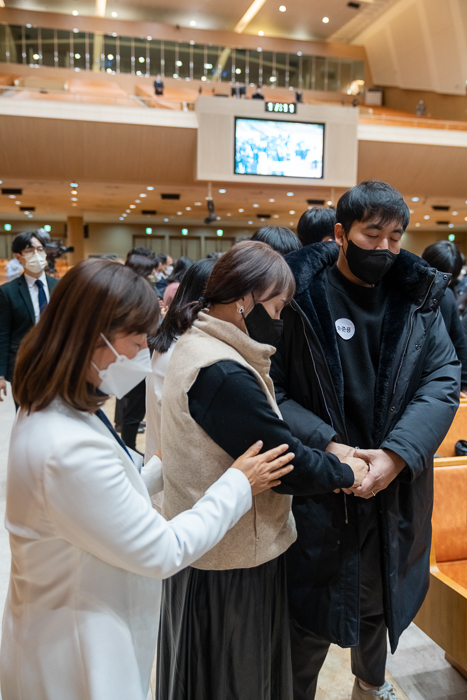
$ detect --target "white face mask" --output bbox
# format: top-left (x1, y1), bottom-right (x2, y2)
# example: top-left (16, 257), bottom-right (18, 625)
top-left (23, 250), bottom-right (47, 274)
top-left (165, 265), bottom-right (173, 276)
top-left (92, 334), bottom-right (151, 399)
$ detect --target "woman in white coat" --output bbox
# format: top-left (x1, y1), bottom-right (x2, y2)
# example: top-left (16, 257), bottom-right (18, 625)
top-left (0, 259), bottom-right (294, 700)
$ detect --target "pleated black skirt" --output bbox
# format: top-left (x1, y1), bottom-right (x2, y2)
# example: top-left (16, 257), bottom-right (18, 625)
top-left (156, 554), bottom-right (293, 700)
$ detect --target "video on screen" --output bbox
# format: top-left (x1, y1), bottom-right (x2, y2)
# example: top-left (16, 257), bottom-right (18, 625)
top-left (234, 118), bottom-right (324, 179)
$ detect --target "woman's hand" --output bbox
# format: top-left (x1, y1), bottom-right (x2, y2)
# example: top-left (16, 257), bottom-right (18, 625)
top-left (231, 441), bottom-right (294, 496)
top-left (338, 448), bottom-right (369, 492)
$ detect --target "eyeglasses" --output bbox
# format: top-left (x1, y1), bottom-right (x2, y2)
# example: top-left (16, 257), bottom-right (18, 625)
top-left (22, 246), bottom-right (45, 257)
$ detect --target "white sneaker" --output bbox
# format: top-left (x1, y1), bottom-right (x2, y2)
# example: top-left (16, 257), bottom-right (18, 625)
top-left (351, 679), bottom-right (399, 700)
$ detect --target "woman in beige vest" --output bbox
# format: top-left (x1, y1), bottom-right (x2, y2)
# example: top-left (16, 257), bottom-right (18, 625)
top-left (157, 241), bottom-right (368, 700)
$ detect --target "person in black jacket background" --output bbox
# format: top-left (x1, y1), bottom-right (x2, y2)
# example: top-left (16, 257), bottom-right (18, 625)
top-left (0, 231), bottom-right (59, 402)
top-left (264, 182), bottom-right (460, 700)
top-left (421, 240), bottom-right (467, 393)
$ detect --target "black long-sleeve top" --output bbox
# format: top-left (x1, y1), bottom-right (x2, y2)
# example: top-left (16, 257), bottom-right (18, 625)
top-left (187, 360), bottom-right (354, 496)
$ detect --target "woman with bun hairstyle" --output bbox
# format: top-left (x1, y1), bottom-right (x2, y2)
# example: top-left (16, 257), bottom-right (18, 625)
top-left (157, 240), bottom-right (368, 700)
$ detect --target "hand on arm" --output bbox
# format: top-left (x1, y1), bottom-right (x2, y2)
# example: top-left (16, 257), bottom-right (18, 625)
top-left (0, 378), bottom-right (7, 401)
top-left (230, 440), bottom-right (294, 495)
top-left (351, 448), bottom-right (406, 499)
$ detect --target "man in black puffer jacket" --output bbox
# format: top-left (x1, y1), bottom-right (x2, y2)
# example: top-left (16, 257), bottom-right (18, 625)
top-left (271, 181), bottom-right (460, 700)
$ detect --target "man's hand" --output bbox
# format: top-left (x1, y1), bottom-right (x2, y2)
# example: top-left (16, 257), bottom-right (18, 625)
top-left (326, 442), bottom-right (358, 493)
top-left (0, 379), bottom-right (7, 402)
top-left (352, 448), bottom-right (406, 499)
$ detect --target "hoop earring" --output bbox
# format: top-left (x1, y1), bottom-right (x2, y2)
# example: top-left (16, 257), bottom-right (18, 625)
top-left (237, 306), bottom-right (244, 314)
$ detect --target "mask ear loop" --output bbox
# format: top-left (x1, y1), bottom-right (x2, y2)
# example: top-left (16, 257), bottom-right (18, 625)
top-left (91, 334), bottom-right (119, 374)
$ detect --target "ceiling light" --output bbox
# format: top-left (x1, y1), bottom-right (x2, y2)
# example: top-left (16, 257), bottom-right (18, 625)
top-left (4, 223), bottom-right (11, 230)
top-left (135, 199), bottom-right (140, 203)
top-left (327, 200), bottom-right (333, 205)
top-left (239, 208), bottom-right (244, 212)
top-left (147, 186), bottom-right (154, 190)
top-left (290, 221), bottom-right (294, 225)
top-left (248, 221), bottom-right (253, 224)
top-left (140, 193), bottom-right (147, 197)
top-left (297, 51), bottom-right (302, 56)
top-left (253, 203), bottom-right (259, 207)
top-left (119, 217), bottom-right (124, 220)
top-left (176, 61), bottom-right (183, 67)
top-left (412, 197), bottom-right (419, 202)
top-left (129, 204), bottom-right (136, 209)
top-left (71, 204), bottom-right (77, 207)
top-left (415, 223), bottom-right (420, 227)
top-left (289, 210), bottom-right (295, 214)
top-left (204, 63), bottom-right (213, 69)
top-left (71, 197), bottom-right (78, 201)
top-left (33, 54), bottom-right (40, 60)
top-left (227, 213), bottom-right (231, 216)
top-left (173, 74), bottom-right (179, 79)
top-left (448, 224), bottom-right (454, 229)
top-left (322, 16), bottom-right (330, 23)
top-left (273, 214), bottom-right (279, 218)
top-left (219, 189), bottom-right (226, 193)
top-left (146, 227), bottom-right (153, 234)
top-left (164, 218), bottom-right (169, 222)
top-left (190, 40), bottom-right (195, 45)
top-left (257, 48), bottom-right (262, 52)
top-left (126, 209), bottom-right (130, 213)
top-left (190, 20), bottom-right (196, 26)
top-left (111, 32), bottom-right (117, 37)
top-left (138, 57), bottom-right (145, 63)
top-left (73, 28), bottom-right (79, 33)
top-left (186, 206), bottom-right (191, 210)
top-left (453, 211), bottom-right (458, 215)
top-left (269, 76), bottom-right (277, 82)
top-left (287, 192), bottom-right (294, 196)
top-left (258, 31), bottom-right (264, 36)
top-left (75, 53), bottom-right (81, 59)
top-left (9, 195), bottom-right (15, 199)
top-left (279, 5), bottom-right (286, 11)
top-left (177, 211), bottom-right (182, 215)
top-left (201, 76), bottom-right (207, 81)
top-left (72, 10), bottom-right (78, 15)
top-left (71, 190), bottom-right (77, 195)
top-left (194, 202), bottom-right (201, 206)
top-left (424, 215), bottom-right (430, 220)
top-left (236, 68), bottom-right (242, 74)
top-left (148, 36), bottom-right (153, 41)
top-left (111, 11), bottom-right (118, 17)
top-left (217, 229), bottom-right (223, 236)
top-left (269, 198), bottom-right (275, 202)
top-left (15, 200), bottom-right (20, 204)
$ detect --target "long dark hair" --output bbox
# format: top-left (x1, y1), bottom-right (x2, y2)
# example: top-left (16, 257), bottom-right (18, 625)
top-left (14, 259), bottom-right (159, 412)
top-left (149, 257), bottom-right (217, 354)
top-left (180, 240), bottom-right (296, 330)
top-left (166, 256), bottom-right (193, 284)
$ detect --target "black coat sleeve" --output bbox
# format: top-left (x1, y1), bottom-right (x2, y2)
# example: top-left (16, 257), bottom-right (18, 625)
top-left (381, 311), bottom-right (461, 481)
top-left (270, 339), bottom-right (338, 451)
top-left (440, 287), bottom-right (467, 388)
top-left (188, 360), bottom-right (354, 496)
top-left (0, 286), bottom-right (12, 378)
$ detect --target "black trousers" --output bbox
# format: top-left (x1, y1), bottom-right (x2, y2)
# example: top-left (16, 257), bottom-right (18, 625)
top-left (120, 379), bottom-right (146, 451)
top-left (290, 501), bottom-right (387, 699)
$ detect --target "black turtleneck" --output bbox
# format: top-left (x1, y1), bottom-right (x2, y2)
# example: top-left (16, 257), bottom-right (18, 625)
top-left (324, 263), bottom-right (388, 449)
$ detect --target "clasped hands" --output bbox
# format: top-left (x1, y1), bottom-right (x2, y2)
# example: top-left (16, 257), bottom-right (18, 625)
top-left (326, 441), bottom-right (406, 499)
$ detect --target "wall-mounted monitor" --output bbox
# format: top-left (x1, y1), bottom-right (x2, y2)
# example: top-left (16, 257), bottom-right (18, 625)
top-left (234, 117), bottom-right (324, 179)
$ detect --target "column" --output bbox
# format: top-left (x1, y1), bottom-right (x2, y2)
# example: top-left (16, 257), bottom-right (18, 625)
top-left (67, 216), bottom-right (85, 265)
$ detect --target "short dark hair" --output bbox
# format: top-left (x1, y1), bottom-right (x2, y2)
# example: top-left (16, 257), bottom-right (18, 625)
top-left (296, 208), bottom-right (336, 246)
top-left (251, 226), bottom-right (301, 256)
top-left (336, 181), bottom-right (410, 235)
top-left (167, 256), bottom-right (193, 284)
top-left (14, 260), bottom-right (159, 413)
top-left (157, 254), bottom-right (168, 265)
top-left (126, 246), bottom-right (155, 260)
top-left (125, 254), bottom-right (156, 278)
top-left (12, 231), bottom-right (47, 254)
top-left (180, 240), bottom-right (296, 330)
top-left (150, 257), bottom-right (217, 354)
top-left (422, 241), bottom-right (464, 282)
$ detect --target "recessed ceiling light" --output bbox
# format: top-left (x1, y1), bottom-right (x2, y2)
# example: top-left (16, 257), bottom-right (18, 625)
top-left (287, 192), bottom-right (294, 196)
top-left (71, 197), bottom-right (78, 201)
top-left (119, 217), bottom-right (124, 220)
top-left (258, 30), bottom-right (264, 36)
top-left (129, 204), bottom-right (136, 209)
top-left (219, 189), bottom-right (226, 193)
top-left (71, 204), bottom-right (77, 207)
top-left (448, 224), bottom-right (454, 228)
top-left (72, 10), bottom-right (79, 16)
top-left (322, 16), bottom-right (330, 23)
top-left (71, 190), bottom-right (77, 195)
top-left (424, 215), bottom-right (430, 220)
top-left (73, 28), bottom-right (79, 33)
top-left (273, 214), bottom-right (279, 218)
top-left (297, 51), bottom-right (302, 56)
top-left (9, 195), bottom-right (15, 198)
top-left (269, 198), bottom-right (275, 202)
top-left (412, 197), bottom-right (419, 202)
top-left (186, 206), bottom-right (191, 210)
top-left (257, 48), bottom-right (262, 52)
top-left (111, 32), bottom-right (117, 37)
top-left (70, 182), bottom-right (78, 187)
top-left (75, 53), bottom-right (81, 59)
top-left (253, 203), bottom-right (259, 207)
top-left (194, 202), bottom-right (202, 206)
top-left (248, 221), bottom-right (253, 224)
top-left (327, 200), bottom-right (333, 205)
top-left (190, 40), bottom-right (195, 45)
top-left (140, 193), bottom-right (147, 197)
top-left (111, 11), bottom-right (118, 17)
top-left (453, 211), bottom-right (458, 215)
top-left (135, 199), bottom-right (140, 203)
top-left (15, 200), bottom-right (20, 204)
top-left (239, 208), bottom-right (244, 212)
top-left (147, 186), bottom-right (154, 190)
top-left (290, 221), bottom-right (294, 225)
top-left (227, 213), bottom-right (231, 216)
top-left (190, 20), bottom-right (196, 26)
top-left (289, 210), bottom-right (295, 214)
top-left (236, 68), bottom-right (242, 74)
top-left (177, 211), bottom-right (182, 215)
top-left (279, 5), bottom-right (286, 11)
top-left (126, 209), bottom-right (130, 213)
top-left (415, 223), bottom-right (420, 227)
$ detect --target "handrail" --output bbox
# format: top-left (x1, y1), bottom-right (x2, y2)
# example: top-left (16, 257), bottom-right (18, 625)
top-left (359, 112), bottom-right (467, 132)
top-left (0, 84), bottom-right (191, 110)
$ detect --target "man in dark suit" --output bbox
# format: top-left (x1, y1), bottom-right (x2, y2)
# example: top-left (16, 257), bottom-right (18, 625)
top-left (0, 231), bottom-right (59, 401)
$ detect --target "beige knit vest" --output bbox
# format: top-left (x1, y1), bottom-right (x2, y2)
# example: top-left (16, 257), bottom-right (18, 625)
top-left (161, 311), bottom-right (296, 570)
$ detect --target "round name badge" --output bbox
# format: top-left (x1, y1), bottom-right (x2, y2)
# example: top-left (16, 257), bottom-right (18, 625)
top-left (335, 318), bottom-right (355, 340)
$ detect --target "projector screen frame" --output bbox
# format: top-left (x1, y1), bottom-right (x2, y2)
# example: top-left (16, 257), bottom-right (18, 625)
top-left (233, 115), bottom-right (326, 181)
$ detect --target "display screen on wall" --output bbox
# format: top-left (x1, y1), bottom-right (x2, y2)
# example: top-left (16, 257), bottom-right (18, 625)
top-left (234, 117), bottom-right (324, 179)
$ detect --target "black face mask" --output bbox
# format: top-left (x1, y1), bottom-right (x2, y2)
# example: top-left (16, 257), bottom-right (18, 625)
top-left (244, 303), bottom-right (284, 349)
top-left (345, 238), bottom-right (398, 286)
